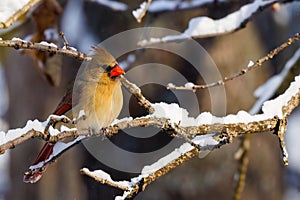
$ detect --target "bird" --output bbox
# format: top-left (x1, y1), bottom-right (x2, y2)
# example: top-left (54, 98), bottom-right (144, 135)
top-left (23, 46), bottom-right (125, 183)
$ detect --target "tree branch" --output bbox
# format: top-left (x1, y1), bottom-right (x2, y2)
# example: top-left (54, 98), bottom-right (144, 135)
top-left (0, 38), bottom-right (89, 61)
top-left (167, 33), bottom-right (300, 91)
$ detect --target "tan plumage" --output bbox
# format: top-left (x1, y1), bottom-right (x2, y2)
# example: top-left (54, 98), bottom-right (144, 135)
top-left (23, 46), bottom-right (124, 183)
top-left (70, 46), bottom-right (123, 131)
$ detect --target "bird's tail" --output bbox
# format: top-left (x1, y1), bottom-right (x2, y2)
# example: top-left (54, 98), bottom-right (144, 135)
top-left (23, 143), bottom-right (54, 183)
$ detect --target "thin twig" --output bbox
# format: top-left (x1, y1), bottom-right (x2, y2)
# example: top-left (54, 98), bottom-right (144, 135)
top-left (167, 33), bottom-right (300, 91)
top-left (119, 75), bottom-right (154, 113)
top-left (59, 31), bottom-right (70, 50)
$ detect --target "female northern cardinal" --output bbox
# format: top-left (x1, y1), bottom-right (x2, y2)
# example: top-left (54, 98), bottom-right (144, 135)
top-left (23, 46), bottom-right (125, 183)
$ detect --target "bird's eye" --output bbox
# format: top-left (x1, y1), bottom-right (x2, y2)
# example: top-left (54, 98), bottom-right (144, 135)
top-left (104, 65), bottom-right (113, 73)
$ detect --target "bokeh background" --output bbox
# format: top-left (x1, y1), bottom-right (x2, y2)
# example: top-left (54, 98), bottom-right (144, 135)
top-left (0, 0), bottom-right (300, 199)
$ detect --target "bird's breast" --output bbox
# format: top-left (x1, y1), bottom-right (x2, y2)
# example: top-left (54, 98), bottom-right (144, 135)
top-left (75, 76), bottom-right (123, 131)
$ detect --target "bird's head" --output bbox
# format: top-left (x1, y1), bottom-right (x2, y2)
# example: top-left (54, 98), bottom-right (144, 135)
top-left (92, 46), bottom-right (125, 79)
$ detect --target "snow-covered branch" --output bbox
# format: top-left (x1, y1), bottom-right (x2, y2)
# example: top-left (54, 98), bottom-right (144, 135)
top-left (138, 0), bottom-right (279, 46)
top-left (0, 38), bottom-right (89, 61)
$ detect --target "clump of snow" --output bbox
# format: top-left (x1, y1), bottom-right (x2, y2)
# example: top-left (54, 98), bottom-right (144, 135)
top-left (184, 82), bottom-right (195, 89)
top-left (132, 2), bottom-right (147, 20)
top-left (151, 102), bottom-right (197, 126)
top-left (62, 45), bottom-right (78, 51)
top-left (39, 41), bottom-right (58, 48)
top-left (11, 37), bottom-right (26, 42)
top-left (167, 83), bottom-right (175, 88)
top-left (59, 125), bottom-right (77, 132)
top-left (111, 117), bottom-right (133, 125)
top-left (195, 112), bottom-right (213, 125)
top-left (222, 111), bottom-right (253, 124)
top-left (247, 60), bottom-right (254, 67)
top-left (48, 126), bottom-right (60, 136)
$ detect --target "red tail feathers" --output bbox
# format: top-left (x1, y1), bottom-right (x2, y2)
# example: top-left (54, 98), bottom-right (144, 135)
top-left (23, 143), bottom-right (54, 183)
top-left (24, 85), bottom-right (73, 183)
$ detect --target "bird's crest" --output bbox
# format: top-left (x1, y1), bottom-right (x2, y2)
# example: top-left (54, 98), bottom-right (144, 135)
top-left (92, 46), bottom-right (117, 67)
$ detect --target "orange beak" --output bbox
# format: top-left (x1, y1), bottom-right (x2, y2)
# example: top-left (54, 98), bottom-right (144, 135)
top-left (110, 65), bottom-right (125, 77)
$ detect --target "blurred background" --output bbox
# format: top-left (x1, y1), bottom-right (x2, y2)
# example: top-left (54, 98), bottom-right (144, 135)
top-left (0, 0), bottom-right (300, 199)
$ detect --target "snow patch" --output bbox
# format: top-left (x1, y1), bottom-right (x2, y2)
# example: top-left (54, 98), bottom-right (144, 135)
top-left (248, 60), bottom-right (254, 67)
top-left (184, 82), bottom-right (195, 89)
top-left (39, 41), bottom-right (58, 48)
top-left (132, 1), bottom-right (147, 21)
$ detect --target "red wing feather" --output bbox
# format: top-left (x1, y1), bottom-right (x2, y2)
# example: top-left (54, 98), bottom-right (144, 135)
top-left (53, 86), bottom-right (73, 115)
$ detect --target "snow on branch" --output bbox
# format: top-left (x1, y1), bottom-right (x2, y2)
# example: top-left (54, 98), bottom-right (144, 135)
top-left (0, 0), bottom-right (41, 29)
top-left (132, 0), bottom-right (152, 23)
top-left (138, 0), bottom-right (278, 46)
top-left (80, 168), bottom-right (130, 191)
top-left (250, 47), bottom-right (300, 114)
top-left (167, 33), bottom-right (300, 91)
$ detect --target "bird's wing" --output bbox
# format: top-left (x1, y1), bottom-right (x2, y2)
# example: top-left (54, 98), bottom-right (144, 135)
top-left (52, 78), bottom-right (83, 116)
top-left (53, 86), bottom-right (73, 115)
